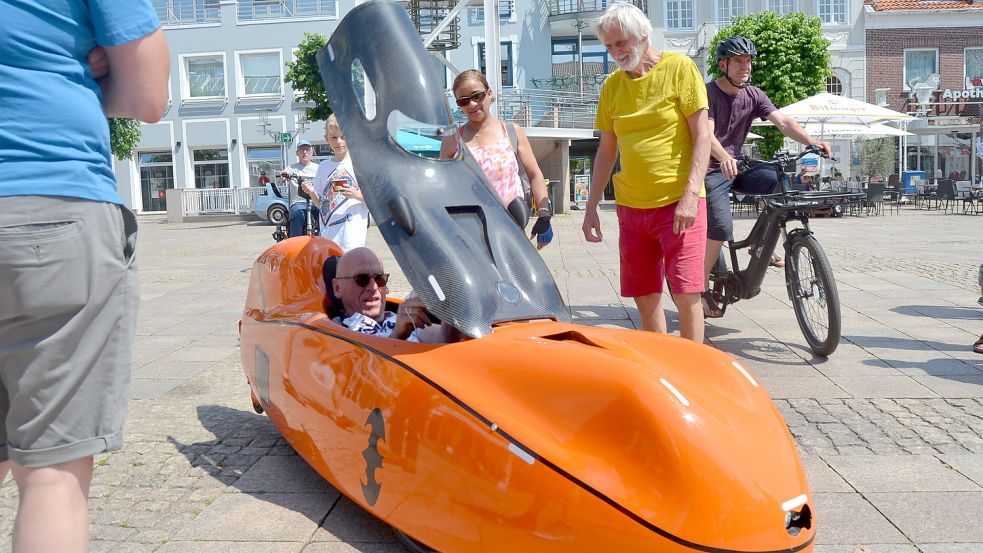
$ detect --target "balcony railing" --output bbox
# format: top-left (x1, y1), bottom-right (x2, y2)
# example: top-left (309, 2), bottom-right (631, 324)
top-left (237, 0), bottom-right (338, 22)
top-left (547, 0), bottom-right (646, 17)
top-left (449, 88), bottom-right (600, 131)
top-left (154, 0), bottom-right (221, 26)
top-left (181, 188), bottom-right (258, 216)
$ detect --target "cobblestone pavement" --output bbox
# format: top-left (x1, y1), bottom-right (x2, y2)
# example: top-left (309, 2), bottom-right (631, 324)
top-left (1, 207), bottom-right (981, 553)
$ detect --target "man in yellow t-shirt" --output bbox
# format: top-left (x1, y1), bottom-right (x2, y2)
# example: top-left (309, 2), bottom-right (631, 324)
top-left (581, 2), bottom-right (710, 343)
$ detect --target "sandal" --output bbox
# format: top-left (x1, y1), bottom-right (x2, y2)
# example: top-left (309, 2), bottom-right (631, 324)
top-left (769, 254), bottom-right (785, 268)
top-left (974, 335), bottom-right (983, 355)
top-left (702, 291), bottom-right (723, 319)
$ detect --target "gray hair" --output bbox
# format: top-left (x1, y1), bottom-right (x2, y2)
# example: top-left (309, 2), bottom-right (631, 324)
top-left (592, 2), bottom-right (651, 43)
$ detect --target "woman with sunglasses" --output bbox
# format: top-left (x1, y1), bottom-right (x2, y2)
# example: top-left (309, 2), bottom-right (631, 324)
top-left (440, 70), bottom-right (554, 249)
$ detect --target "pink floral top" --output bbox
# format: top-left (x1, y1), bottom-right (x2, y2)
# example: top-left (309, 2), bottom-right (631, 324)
top-left (462, 120), bottom-right (524, 206)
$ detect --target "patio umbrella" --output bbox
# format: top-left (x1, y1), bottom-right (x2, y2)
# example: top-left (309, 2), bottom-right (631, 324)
top-left (771, 92), bottom-right (915, 127)
top-left (797, 122), bottom-right (914, 139)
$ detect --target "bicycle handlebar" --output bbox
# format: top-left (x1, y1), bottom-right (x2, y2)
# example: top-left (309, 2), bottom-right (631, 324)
top-left (739, 144), bottom-right (836, 173)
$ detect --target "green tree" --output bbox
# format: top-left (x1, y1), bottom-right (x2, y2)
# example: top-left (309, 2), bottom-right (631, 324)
top-left (855, 137), bottom-right (896, 181)
top-left (284, 32), bottom-right (333, 121)
top-left (708, 11), bottom-right (832, 157)
top-left (109, 118), bottom-right (141, 160)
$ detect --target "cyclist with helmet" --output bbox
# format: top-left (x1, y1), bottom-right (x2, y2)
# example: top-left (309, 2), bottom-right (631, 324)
top-left (701, 35), bottom-right (832, 318)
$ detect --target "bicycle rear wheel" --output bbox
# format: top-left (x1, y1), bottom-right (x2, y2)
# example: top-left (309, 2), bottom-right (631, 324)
top-left (784, 233), bottom-right (841, 356)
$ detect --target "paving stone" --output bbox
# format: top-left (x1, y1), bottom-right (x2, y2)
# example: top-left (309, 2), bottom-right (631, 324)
top-left (865, 491), bottom-right (983, 543)
top-left (938, 453), bottom-right (983, 488)
top-left (312, 497), bottom-right (399, 543)
top-left (172, 492), bottom-right (334, 542)
top-left (812, 492), bottom-right (908, 544)
top-left (236, 456), bottom-right (338, 494)
top-left (824, 455), bottom-right (981, 492)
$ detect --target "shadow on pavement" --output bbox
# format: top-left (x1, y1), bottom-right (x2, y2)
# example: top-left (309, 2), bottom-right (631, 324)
top-left (165, 404), bottom-right (406, 552)
top-left (893, 305), bottom-right (983, 320)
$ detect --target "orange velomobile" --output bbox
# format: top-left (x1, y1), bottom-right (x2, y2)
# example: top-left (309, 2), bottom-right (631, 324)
top-left (239, 2), bottom-right (815, 552)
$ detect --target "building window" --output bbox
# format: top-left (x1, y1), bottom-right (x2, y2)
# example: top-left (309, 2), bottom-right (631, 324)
top-left (478, 41), bottom-right (514, 87)
top-left (716, 0), bottom-right (746, 25)
top-left (551, 38), bottom-right (612, 78)
top-left (826, 76), bottom-right (843, 95)
top-left (239, 51), bottom-right (282, 96)
top-left (246, 146), bottom-right (283, 187)
top-left (184, 54), bottom-right (226, 98)
top-left (666, 0), bottom-right (694, 30)
top-left (819, 0), bottom-right (845, 25)
top-left (138, 151), bottom-right (174, 212)
top-left (193, 149), bottom-right (230, 188)
top-left (469, 0), bottom-right (513, 25)
top-left (965, 48), bottom-right (983, 88)
top-left (904, 48), bottom-right (938, 90)
top-left (767, 0), bottom-right (796, 15)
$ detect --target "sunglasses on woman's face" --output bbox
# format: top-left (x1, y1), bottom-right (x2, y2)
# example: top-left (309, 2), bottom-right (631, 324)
top-left (455, 90), bottom-right (488, 107)
top-left (337, 273), bottom-right (390, 288)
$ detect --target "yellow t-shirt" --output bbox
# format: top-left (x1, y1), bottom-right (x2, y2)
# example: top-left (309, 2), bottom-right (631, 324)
top-left (595, 51), bottom-right (709, 208)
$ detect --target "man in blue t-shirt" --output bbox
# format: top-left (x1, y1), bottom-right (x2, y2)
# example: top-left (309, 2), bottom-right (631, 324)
top-left (702, 36), bottom-right (831, 318)
top-left (0, 1), bottom-right (169, 550)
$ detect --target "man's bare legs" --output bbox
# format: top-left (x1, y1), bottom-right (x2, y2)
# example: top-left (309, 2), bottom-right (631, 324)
top-left (634, 292), bottom-right (704, 343)
top-left (702, 238), bottom-right (725, 317)
top-left (9, 457), bottom-right (93, 553)
top-left (634, 292), bottom-right (667, 333)
top-left (672, 291), bottom-right (705, 343)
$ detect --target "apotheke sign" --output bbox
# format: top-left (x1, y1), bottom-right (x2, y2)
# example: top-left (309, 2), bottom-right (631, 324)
top-left (940, 88), bottom-right (983, 101)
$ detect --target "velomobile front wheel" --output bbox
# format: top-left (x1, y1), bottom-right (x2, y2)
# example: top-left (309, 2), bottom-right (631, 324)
top-left (785, 233), bottom-right (841, 356)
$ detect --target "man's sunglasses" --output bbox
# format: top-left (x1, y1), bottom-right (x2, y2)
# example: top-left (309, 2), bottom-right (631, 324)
top-left (455, 90), bottom-right (488, 107)
top-left (337, 273), bottom-right (390, 287)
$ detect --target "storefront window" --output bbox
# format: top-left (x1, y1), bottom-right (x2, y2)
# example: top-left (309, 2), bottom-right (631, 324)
top-left (193, 148), bottom-right (230, 188)
top-left (138, 151), bottom-right (174, 212)
top-left (246, 146), bottom-right (283, 187)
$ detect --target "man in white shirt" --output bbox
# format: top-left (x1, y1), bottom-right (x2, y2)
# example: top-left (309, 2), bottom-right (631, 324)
top-left (285, 140), bottom-right (319, 237)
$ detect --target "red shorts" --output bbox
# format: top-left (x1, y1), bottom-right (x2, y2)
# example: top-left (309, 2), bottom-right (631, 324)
top-left (617, 199), bottom-right (707, 297)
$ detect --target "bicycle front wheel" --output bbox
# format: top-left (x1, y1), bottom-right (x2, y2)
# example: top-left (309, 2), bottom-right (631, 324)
top-left (785, 233), bottom-right (841, 356)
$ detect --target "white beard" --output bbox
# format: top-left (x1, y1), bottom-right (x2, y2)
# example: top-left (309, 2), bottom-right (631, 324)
top-left (616, 43), bottom-right (644, 73)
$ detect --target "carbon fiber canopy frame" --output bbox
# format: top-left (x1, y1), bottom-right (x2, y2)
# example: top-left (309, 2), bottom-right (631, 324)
top-left (316, 0), bottom-right (569, 338)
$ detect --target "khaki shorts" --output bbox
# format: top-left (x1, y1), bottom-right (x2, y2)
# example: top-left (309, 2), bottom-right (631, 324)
top-left (0, 196), bottom-right (139, 467)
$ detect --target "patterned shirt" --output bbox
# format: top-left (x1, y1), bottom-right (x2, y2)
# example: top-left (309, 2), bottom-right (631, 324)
top-left (463, 120), bottom-right (524, 207)
top-left (334, 311), bottom-right (420, 342)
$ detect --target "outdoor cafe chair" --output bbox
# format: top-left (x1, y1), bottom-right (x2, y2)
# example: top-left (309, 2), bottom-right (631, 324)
top-left (863, 181), bottom-right (886, 216)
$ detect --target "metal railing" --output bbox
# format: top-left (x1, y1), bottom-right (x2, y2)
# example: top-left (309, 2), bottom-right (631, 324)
top-left (181, 188), bottom-right (259, 216)
top-left (154, 0), bottom-right (221, 26)
top-left (237, 0), bottom-right (338, 21)
top-left (546, 0), bottom-right (646, 17)
top-left (496, 88), bottom-right (600, 130)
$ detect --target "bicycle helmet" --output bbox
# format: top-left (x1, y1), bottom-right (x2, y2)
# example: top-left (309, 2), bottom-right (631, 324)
top-left (716, 36), bottom-right (757, 61)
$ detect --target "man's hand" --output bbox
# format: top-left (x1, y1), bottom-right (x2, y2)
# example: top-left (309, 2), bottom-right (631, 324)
top-left (673, 192), bottom-right (699, 234)
top-left (299, 180), bottom-right (317, 201)
top-left (394, 297), bottom-right (432, 339)
top-left (88, 46), bottom-right (109, 80)
top-left (581, 208), bottom-right (603, 243)
top-left (720, 156), bottom-right (740, 180)
top-left (814, 141), bottom-right (833, 159)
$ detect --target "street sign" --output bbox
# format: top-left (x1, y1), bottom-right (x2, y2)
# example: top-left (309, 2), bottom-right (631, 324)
top-left (273, 132), bottom-right (293, 144)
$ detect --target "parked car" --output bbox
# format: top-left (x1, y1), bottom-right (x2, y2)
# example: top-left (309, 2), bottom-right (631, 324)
top-left (254, 183), bottom-right (288, 225)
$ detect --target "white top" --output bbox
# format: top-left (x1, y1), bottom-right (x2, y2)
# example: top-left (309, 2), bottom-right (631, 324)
top-left (313, 156), bottom-right (369, 252)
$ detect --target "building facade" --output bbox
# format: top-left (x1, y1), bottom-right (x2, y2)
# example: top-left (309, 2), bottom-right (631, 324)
top-left (865, 0), bottom-right (983, 180)
top-left (118, 0), bottom-right (872, 214)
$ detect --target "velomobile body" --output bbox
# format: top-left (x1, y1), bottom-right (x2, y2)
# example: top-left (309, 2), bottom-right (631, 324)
top-left (240, 2), bottom-right (814, 551)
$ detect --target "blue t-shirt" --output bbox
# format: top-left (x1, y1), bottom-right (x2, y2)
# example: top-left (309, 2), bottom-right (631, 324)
top-left (0, 0), bottom-right (160, 204)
